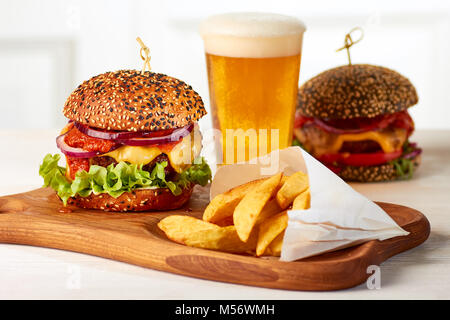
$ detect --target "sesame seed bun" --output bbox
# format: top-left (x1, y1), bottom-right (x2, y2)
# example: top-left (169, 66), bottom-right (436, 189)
top-left (297, 64), bottom-right (418, 119)
top-left (337, 154), bottom-right (421, 182)
top-left (63, 70), bottom-right (206, 131)
top-left (67, 185), bottom-right (194, 212)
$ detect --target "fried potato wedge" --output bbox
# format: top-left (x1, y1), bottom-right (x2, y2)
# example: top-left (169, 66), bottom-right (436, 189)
top-left (213, 215), bottom-right (234, 227)
top-left (234, 173), bottom-right (283, 242)
top-left (292, 187), bottom-right (311, 210)
top-left (265, 231), bottom-right (285, 257)
top-left (203, 178), bottom-right (267, 223)
top-left (279, 174), bottom-right (289, 188)
top-left (158, 215), bottom-right (220, 242)
top-left (158, 215), bottom-right (257, 253)
top-left (276, 171), bottom-right (309, 209)
top-left (256, 211), bottom-right (288, 256)
top-left (183, 226), bottom-right (257, 253)
top-left (255, 198), bottom-right (282, 225)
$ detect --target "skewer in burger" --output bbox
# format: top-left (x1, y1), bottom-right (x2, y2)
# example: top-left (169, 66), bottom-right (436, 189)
top-left (39, 70), bottom-right (211, 211)
top-left (293, 64), bottom-right (422, 182)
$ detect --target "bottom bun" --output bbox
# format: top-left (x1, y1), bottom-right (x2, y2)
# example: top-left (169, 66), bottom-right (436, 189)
top-left (67, 186), bottom-right (194, 212)
top-left (337, 155), bottom-right (421, 182)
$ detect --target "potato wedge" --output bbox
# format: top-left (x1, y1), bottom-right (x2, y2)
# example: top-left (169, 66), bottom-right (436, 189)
top-left (265, 231), bottom-right (284, 257)
top-left (292, 188), bottom-right (311, 210)
top-left (276, 171), bottom-right (309, 209)
top-left (255, 198), bottom-right (282, 225)
top-left (158, 215), bottom-right (220, 243)
top-left (279, 174), bottom-right (289, 187)
top-left (158, 215), bottom-right (257, 253)
top-left (214, 215), bottom-right (234, 227)
top-left (183, 226), bottom-right (257, 253)
top-left (203, 178), bottom-right (267, 223)
top-left (234, 173), bottom-right (283, 242)
top-left (256, 211), bottom-right (288, 256)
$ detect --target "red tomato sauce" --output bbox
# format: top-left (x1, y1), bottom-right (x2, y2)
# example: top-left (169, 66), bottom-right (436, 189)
top-left (66, 156), bottom-right (90, 180)
top-left (64, 125), bottom-right (116, 153)
top-left (64, 125), bottom-right (116, 179)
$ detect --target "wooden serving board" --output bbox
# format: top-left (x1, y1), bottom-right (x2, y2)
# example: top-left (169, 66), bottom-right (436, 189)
top-left (0, 187), bottom-right (429, 291)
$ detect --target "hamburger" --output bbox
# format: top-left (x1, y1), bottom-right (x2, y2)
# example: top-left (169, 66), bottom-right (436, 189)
top-left (293, 64), bottom-right (422, 182)
top-left (39, 70), bottom-right (211, 211)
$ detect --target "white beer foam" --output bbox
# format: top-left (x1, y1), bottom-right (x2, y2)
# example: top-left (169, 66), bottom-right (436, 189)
top-left (199, 12), bottom-right (306, 58)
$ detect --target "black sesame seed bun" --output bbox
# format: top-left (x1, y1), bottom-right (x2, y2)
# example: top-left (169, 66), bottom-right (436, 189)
top-left (337, 154), bottom-right (421, 182)
top-left (63, 70), bottom-right (206, 131)
top-left (297, 64), bottom-right (418, 119)
top-left (67, 185), bottom-right (194, 212)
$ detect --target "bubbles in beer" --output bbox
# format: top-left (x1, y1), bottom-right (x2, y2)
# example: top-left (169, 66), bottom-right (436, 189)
top-left (200, 12), bottom-right (306, 58)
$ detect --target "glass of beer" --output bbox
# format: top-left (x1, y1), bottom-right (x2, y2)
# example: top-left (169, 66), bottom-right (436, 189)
top-left (200, 12), bottom-right (306, 164)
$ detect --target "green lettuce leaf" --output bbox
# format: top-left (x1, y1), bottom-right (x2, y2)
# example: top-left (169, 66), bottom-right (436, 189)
top-left (39, 154), bottom-right (212, 205)
top-left (390, 157), bottom-right (414, 180)
top-left (389, 141), bottom-right (420, 180)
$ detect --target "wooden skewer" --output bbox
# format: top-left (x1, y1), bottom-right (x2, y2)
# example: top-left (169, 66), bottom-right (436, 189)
top-left (336, 27), bottom-right (364, 65)
top-left (136, 37), bottom-right (151, 74)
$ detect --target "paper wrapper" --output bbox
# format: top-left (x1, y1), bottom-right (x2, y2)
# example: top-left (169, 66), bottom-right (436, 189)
top-left (210, 147), bottom-right (409, 262)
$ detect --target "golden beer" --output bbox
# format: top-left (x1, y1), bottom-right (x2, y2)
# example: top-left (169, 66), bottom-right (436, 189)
top-left (200, 13), bottom-right (306, 164)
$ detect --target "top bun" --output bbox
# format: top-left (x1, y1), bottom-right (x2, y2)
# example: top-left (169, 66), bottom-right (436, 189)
top-left (297, 64), bottom-right (418, 119)
top-left (63, 70), bottom-right (206, 131)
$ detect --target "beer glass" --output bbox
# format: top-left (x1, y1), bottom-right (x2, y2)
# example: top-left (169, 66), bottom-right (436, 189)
top-left (200, 12), bottom-right (306, 164)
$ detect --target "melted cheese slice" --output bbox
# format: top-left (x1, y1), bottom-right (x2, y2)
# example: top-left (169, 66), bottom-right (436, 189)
top-left (294, 127), bottom-right (407, 156)
top-left (102, 128), bottom-right (202, 173)
top-left (329, 129), bottom-right (407, 154)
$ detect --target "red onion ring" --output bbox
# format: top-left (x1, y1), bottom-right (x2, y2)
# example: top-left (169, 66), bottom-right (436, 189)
top-left (74, 122), bottom-right (194, 146)
top-left (116, 124), bottom-right (194, 146)
top-left (74, 122), bottom-right (145, 140)
top-left (56, 133), bottom-right (121, 158)
top-left (56, 133), bottom-right (100, 158)
top-left (403, 146), bottom-right (422, 160)
top-left (313, 118), bottom-right (379, 134)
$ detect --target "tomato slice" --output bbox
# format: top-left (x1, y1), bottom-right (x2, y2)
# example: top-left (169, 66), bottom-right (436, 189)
top-left (319, 150), bottom-right (402, 167)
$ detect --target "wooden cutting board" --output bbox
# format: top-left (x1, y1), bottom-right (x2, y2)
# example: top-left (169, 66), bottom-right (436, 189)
top-left (0, 187), bottom-right (430, 291)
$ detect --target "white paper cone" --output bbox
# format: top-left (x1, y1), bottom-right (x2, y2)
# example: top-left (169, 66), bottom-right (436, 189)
top-left (210, 147), bottom-right (409, 262)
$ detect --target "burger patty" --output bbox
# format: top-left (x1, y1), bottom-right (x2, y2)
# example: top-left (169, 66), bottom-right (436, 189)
top-left (90, 155), bottom-right (117, 167)
top-left (143, 154), bottom-right (176, 178)
top-left (90, 154), bottom-right (176, 179)
top-left (339, 140), bottom-right (382, 153)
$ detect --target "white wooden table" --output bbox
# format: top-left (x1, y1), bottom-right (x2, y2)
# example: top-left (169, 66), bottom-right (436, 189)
top-left (0, 129), bottom-right (449, 299)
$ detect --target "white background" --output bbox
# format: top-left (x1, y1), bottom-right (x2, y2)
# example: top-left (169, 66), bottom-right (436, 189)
top-left (1, 0), bottom-right (450, 131)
